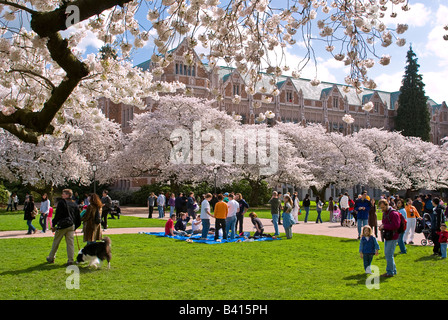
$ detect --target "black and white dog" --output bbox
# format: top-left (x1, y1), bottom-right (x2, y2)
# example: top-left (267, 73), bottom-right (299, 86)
top-left (76, 237), bottom-right (112, 269)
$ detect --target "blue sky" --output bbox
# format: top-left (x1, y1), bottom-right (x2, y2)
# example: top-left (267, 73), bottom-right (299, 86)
top-left (76, 1), bottom-right (448, 104)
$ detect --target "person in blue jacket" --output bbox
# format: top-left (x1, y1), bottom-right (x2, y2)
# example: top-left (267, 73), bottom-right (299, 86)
top-left (359, 225), bottom-right (380, 274)
top-left (355, 191), bottom-right (371, 239)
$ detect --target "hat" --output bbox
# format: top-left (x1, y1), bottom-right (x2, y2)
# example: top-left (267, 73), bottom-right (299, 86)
top-left (224, 192), bottom-right (229, 196)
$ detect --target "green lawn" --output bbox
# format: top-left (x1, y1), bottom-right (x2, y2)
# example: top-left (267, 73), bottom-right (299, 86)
top-left (0, 209), bottom-right (166, 231)
top-left (0, 232), bottom-right (446, 300)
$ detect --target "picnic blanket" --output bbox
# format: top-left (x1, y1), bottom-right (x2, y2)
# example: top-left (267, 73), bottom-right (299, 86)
top-left (139, 231), bottom-right (282, 244)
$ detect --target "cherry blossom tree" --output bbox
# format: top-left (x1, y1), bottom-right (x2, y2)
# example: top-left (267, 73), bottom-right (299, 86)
top-left (0, 0), bottom-right (414, 144)
top-left (351, 127), bottom-right (447, 194)
top-left (276, 122), bottom-right (393, 200)
top-left (0, 106), bottom-right (123, 196)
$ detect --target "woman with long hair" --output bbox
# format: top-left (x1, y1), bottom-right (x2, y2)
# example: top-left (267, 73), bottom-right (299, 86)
top-left (39, 193), bottom-right (50, 233)
top-left (81, 193), bottom-right (103, 244)
top-left (24, 195), bottom-right (37, 234)
top-left (282, 194), bottom-right (295, 239)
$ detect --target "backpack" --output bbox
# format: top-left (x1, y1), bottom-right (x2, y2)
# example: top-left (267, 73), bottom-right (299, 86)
top-left (397, 213), bottom-right (407, 234)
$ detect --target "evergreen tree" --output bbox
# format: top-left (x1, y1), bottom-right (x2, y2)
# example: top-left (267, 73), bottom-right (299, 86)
top-left (395, 46), bottom-right (431, 142)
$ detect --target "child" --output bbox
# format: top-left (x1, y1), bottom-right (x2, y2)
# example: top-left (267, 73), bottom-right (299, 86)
top-left (165, 214), bottom-right (176, 236)
top-left (359, 225), bottom-right (380, 274)
top-left (437, 223), bottom-right (448, 259)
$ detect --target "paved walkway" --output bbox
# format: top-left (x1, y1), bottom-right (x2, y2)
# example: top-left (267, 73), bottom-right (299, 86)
top-left (0, 206), bottom-right (426, 246)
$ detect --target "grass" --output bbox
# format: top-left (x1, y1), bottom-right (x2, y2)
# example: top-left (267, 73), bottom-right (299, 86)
top-left (0, 232), bottom-right (447, 300)
top-left (0, 209), bottom-right (166, 231)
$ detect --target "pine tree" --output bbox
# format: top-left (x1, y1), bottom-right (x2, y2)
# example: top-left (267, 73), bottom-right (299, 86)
top-left (395, 46), bottom-right (431, 142)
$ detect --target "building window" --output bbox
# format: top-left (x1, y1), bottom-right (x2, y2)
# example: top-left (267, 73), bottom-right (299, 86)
top-left (286, 91), bottom-right (293, 103)
top-left (176, 63), bottom-right (196, 77)
top-left (333, 96), bottom-right (339, 109)
top-left (374, 102), bottom-right (380, 113)
top-left (233, 84), bottom-right (240, 96)
top-left (122, 106), bottom-right (134, 128)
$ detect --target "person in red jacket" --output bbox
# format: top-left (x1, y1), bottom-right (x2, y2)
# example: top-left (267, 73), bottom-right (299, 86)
top-left (437, 223), bottom-right (448, 259)
top-left (379, 199), bottom-right (401, 277)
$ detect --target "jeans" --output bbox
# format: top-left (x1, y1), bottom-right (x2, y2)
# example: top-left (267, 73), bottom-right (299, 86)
top-left (272, 214), bottom-right (280, 236)
top-left (316, 209), bottom-right (322, 223)
top-left (201, 219), bottom-right (210, 239)
top-left (384, 239), bottom-right (398, 276)
top-left (170, 206), bottom-right (175, 215)
top-left (26, 220), bottom-right (36, 234)
top-left (398, 232), bottom-right (407, 253)
top-left (441, 243), bottom-right (447, 258)
top-left (340, 208), bottom-right (348, 226)
top-left (357, 219), bottom-right (368, 237)
top-left (304, 207), bottom-right (310, 222)
top-left (225, 215), bottom-right (237, 240)
top-left (39, 213), bottom-right (48, 232)
top-left (284, 226), bottom-right (292, 239)
top-left (363, 253), bottom-right (375, 272)
top-left (157, 205), bottom-right (164, 218)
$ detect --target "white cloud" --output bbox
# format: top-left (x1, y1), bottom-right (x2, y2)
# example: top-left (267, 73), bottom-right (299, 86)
top-left (381, 3), bottom-right (432, 27)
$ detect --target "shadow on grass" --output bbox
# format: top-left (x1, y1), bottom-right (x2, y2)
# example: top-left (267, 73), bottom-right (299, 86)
top-left (0, 262), bottom-right (60, 276)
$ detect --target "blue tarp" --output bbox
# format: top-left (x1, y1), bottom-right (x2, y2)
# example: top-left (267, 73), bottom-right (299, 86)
top-left (139, 231), bottom-right (282, 244)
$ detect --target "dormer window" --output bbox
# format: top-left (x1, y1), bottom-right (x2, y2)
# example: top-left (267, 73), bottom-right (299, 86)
top-left (176, 62), bottom-right (196, 76)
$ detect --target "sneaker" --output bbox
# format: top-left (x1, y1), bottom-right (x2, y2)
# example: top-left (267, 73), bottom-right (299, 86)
top-left (380, 273), bottom-right (394, 278)
top-left (46, 257), bottom-right (54, 264)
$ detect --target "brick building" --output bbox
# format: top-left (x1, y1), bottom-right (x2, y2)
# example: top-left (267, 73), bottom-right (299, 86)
top-left (101, 38), bottom-right (448, 192)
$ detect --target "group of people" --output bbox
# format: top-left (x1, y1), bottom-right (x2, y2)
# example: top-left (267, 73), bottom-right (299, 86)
top-left (164, 192), bottom-right (250, 241)
top-left (357, 193), bottom-right (448, 278)
top-left (16, 189), bottom-right (116, 266)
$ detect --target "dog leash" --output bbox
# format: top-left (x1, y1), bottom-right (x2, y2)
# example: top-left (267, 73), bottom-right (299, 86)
top-left (75, 230), bottom-right (81, 251)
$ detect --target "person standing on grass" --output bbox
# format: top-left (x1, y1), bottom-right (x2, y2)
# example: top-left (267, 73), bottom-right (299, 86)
top-left (39, 193), bottom-right (50, 233)
top-left (147, 192), bottom-right (156, 218)
top-left (396, 199), bottom-right (407, 254)
top-left (47, 189), bottom-right (81, 266)
top-left (359, 225), bottom-right (380, 274)
top-left (157, 192), bottom-right (166, 219)
top-left (302, 194), bottom-right (311, 223)
top-left (291, 192), bottom-right (300, 224)
top-left (437, 223), bottom-right (448, 259)
top-left (187, 192), bottom-right (196, 219)
top-left (268, 191), bottom-right (282, 236)
top-left (168, 193), bottom-right (176, 216)
top-left (282, 194), bottom-right (295, 239)
top-left (368, 198), bottom-right (378, 238)
top-left (200, 193), bottom-right (214, 239)
top-left (213, 194), bottom-right (228, 241)
top-left (430, 197), bottom-right (445, 257)
top-left (379, 199), bottom-right (400, 278)
top-left (225, 194), bottom-right (239, 240)
top-left (81, 193), bottom-right (102, 244)
top-left (235, 193), bottom-right (249, 235)
top-left (339, 193), bottom-right (349, 226)
top-left (315, 196), bottom-right (323, 223)
top-left (355, 191), bottom-right (371, 239)
top-left (404, 198), bottom-right (420, 245)
top-left (24, 195), bottom-right (37, 235)
top-left (101, 190), bottom-right (112, 229)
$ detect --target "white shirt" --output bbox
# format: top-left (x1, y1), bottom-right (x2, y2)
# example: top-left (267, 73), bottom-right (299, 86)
top-left (200, 199), bottom-right (211, 219)
top-left (340, 195), bottom-right (349, 209)
top-left (157, 194), bottom-right (165, 206)
top-left (227, 199), bottom-right (239, 218)
top-left (192, 218), bottom-right (202, 232)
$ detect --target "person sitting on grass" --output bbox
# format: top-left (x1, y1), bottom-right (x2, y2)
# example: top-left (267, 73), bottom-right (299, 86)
top-left (174, 212), bottom-right (192, 236)
top-left (165, 214), bottom-right (176, 236)
top-left (249, 212), bottom-right (264, 238)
